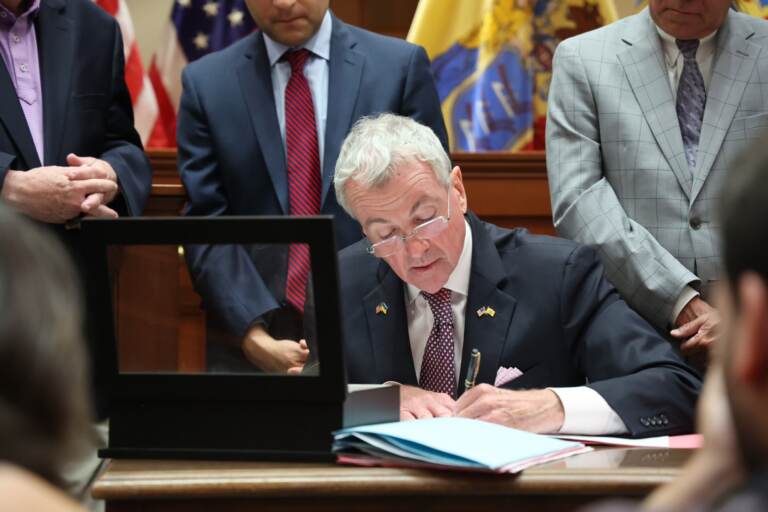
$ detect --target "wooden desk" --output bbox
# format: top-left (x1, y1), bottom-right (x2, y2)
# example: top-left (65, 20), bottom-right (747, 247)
top-left (93, 448), bottom-right (692, 512)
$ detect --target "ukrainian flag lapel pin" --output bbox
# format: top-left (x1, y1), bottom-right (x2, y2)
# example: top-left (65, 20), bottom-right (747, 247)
top-left (375, 302), bottom-right (389, 316)
top-left (476, 305), bottom-right (496, 318)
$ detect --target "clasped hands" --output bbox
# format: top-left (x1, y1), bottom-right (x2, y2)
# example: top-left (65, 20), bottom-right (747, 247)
top-left (399, 383), bottom-right (565, 434)
top-left (1, 153), bottom-right (119, 223)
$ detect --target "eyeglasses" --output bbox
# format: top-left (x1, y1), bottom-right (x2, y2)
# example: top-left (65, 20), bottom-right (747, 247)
top-left (366, 191), bottom-right (452, 258)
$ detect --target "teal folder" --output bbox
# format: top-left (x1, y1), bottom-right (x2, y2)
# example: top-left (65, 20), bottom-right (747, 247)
top-left (333, 417), bottom-right (589, 473)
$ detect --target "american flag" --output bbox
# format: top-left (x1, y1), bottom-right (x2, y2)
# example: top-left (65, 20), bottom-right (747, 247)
top-left (147, 0), bottom-right (256, 147)
top-left (95, 0), bottom-right (255, 148)
top-left (95, 0), bottom-right (164, 147)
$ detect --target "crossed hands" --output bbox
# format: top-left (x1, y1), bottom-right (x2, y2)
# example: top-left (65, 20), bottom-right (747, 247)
top-left (672, 297), bottom-right (720, 355)
top-left (242, 324), bottom-right (309, 374)
top-left (1, 153), bottom-right (119, 223)
top-left (399, 383), bottom-right (565, 434)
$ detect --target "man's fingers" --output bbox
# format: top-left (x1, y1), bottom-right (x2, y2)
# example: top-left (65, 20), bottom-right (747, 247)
top-left (455, 383), bottom-right (493, 409)
top-left (84, 204), bottom-right (118, 219)
top-left (426, 401), bottom-right (454, 418)
top-left (287, 366), bottom-right (304, 375)
top-left (681, 331), bottom-right (715, 353)
top-left (71, 178), bottom-right (118, 196)
top-left (67, 153), bottom-right (96, 167)
top-left (66, 165), bottom-right (108, 181)
top-left (81, 193), bottom-right (104, 212)
top-left (671, 314), bottom-right (707, 339)
top-left (414, 408), bottom-right (435, 420)
top-left (298, 339), bottom-right (308, 350)
top-left (400, 410), bottom-right (416, 421)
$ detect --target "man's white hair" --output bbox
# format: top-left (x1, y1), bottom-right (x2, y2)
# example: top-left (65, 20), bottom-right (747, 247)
top-left (333, 113), bottom-right (451, 217)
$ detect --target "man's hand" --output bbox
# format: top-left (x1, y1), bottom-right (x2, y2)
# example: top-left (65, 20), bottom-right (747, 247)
top-left (399, 385), bottom-right (455, 420)
top-left (65, 153), bottom-right (119, 218)
top-left (1, 165), bottom-right (117, 223)
top-left (454, 384), bottom-right (565, 433)
top-left (672, 297), bottom-right (720, 353)
top-left (241, 324), bottom-right (308, 373)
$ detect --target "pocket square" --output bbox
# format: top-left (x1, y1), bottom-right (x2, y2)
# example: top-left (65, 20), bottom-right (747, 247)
top-left (494, 366), bottom-right (523, 387)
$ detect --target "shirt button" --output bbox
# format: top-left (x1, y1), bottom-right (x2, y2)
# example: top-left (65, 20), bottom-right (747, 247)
top-left (0, 11), bottom-right (7, 18)
top-left (19, 63), bottom-right (27, 72)
top-left (690, 217), bottom-right (702, 230)
top-left (13, 34), bottom-right (20, 43)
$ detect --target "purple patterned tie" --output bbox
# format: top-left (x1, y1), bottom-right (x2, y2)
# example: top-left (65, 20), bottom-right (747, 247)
top-left (676, 39), bottom-right (706, 171)
top-left (419, 288), bottom-right (455, 396)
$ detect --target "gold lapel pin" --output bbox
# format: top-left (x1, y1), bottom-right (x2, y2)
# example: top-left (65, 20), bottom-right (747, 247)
top-left (375, 302), bottom-right (389, 316)
top-left (476, 306), bottom-right (496, 318)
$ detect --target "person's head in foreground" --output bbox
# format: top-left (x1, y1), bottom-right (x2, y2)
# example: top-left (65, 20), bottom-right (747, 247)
top-left (0, 205), bottom-right (92, 489)
top-left (637, 134), bottom-right (768, 511)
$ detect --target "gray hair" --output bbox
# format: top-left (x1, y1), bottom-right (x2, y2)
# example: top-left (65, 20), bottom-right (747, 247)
top-left (334, 113), bottom-right (451, 216)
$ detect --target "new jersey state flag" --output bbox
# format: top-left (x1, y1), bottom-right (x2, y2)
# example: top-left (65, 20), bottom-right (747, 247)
top-left (408, 0), bottom-right (617, 151)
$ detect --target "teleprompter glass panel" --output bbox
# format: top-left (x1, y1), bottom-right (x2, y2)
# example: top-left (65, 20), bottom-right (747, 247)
top-left (110, 243), bottom-right (319, 376)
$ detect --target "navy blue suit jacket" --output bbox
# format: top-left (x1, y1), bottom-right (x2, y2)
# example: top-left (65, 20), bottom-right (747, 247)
top-left (0, 0), bottom-right (152, 418)
top-left (178, 14), bottom-right (448, 341)
top-left (337, 213), bottom-right (702, 437)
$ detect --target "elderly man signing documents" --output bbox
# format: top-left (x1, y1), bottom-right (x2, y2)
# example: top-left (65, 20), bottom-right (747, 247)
top-left (331, 113), bottom-right (701, 437)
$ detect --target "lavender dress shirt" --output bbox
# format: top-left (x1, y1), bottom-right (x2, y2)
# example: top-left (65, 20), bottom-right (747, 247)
top-left (0, 0), bottom-right (43, 165)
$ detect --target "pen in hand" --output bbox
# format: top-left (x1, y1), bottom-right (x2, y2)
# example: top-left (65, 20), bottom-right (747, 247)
top-left (464, 348), bottom-right (481, 392)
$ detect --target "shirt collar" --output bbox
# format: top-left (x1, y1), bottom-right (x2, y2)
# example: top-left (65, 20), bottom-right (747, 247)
top-left (406, 219), bottom-right (473, 304)
top-left (0, 0), bottom-right (40, 26)
top-left (655, 23), bottom-right (717, 68)
top-left (264, 9), bottom-right (332, 67)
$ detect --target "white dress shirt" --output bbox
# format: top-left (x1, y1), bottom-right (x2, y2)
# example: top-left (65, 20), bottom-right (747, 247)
top-left (405, 221), bottom-right (628, 435)
top-left (655, 25), bottom-right (718, 324)
top-left (263, 10), bottom-right (331, 174)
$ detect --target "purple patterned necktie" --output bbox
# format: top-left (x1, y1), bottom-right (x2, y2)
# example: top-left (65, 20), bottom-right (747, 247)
top-left (419, 288), bottom-right (456, 396)
top-left (675, 38), bottom-right (706, 171)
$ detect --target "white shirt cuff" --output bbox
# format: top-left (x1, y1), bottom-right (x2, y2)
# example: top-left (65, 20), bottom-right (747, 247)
top-left (670, 286), bottom-right (700, 326)
top-left (549, 386), bottom-right (628, 435)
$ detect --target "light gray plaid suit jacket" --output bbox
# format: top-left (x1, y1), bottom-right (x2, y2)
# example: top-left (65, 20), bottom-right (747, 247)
top-left (546, 8), bottom-right (768, 329)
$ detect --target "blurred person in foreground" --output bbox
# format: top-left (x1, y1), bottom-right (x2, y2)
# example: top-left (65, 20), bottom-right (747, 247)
top-left (0, 204), bottom-right (90, 509)
top-left (589, 134), bottom-right (768, 511)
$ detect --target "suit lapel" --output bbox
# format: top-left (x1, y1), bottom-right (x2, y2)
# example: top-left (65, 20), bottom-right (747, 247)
top-left (692, 13), bottom-right (759, 203)
top-left (362, 262), bottom-right (417, 385)
top-left (0, 60), bottom-right (39, 169)
top-left (322, 16), bottom-right (363, 206)
top-left (616, 8), bottom-right (693, 199)
top-left (38, 0), bottom-right (73, 166)
top-left (238, 33), bottom-right (289, 214)
top-left (456, 214), bottom-right (517, 396)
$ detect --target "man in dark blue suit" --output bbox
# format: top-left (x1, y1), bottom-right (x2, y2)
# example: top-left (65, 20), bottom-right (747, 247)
top-left (178, 0), bottom-right (447, 373)
top-left (332, 113), bottom-right (701, 436)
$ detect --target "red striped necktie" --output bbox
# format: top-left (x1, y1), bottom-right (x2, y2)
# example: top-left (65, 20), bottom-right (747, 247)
top-left (283, 49), bottom-right (321, 313)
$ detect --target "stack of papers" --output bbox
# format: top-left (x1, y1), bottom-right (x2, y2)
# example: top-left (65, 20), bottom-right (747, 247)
top-left (333, 417), bottom-right (590, 473)
top-left (554, 434), bottom-right (703, 449)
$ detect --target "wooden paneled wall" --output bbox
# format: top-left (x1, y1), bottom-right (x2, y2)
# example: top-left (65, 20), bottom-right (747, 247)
top-left (144, 150), bottom-right (552, 231)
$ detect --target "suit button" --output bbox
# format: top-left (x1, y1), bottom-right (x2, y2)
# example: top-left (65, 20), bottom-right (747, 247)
top-left (690, 217), bottom-right (702, 230)
top-left (641, 418), bottom-right (650, 427)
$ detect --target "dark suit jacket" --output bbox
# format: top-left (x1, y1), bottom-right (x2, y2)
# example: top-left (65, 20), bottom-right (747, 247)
top-left (0, 0), bottom-right (152, 419)
top-left (337, 213), bottom-right (702, 437)
top-left (177, 14), bottom-right (448, 354)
